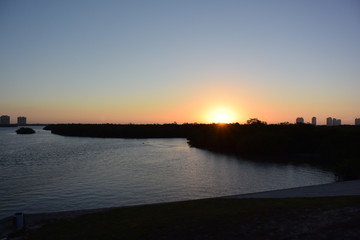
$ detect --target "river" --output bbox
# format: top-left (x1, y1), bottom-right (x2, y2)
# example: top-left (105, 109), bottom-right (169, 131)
top-left (0, 126), bottom-right (336, 219)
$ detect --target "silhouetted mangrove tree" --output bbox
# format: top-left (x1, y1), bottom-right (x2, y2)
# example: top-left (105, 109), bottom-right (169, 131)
top-left (16, 127), bottom-right (35, 134)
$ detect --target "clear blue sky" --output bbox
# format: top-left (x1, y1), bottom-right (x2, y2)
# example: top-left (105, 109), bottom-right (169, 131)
top-left (1, 0), bottom-right (359, 124)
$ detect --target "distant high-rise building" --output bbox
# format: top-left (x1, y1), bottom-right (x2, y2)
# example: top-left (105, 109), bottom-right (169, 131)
top-left (296, 117), bottom-right (304, 124)
top-left (311, 117), bottom-right (316, 126)
top-left (326, 117), bottom-right (333, 126)
top-left (0, 115), bottom-right (10, 125)
top-left (329, 118), bottom-right (341, 126)
top-left (17, 116), bottom-right (27, 126)
top-left (332, 118), bottom-right (341, 126)
top-left (355, 118), bottom-right (360, 125)
top-left (332, 118), bottom-right (337, 126)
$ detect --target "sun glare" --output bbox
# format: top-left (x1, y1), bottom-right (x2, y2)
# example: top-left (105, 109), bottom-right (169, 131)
top-left (208, 108), bottom-right (236, 123)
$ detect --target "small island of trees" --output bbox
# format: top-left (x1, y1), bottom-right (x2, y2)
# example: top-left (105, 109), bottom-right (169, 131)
top-left (16, 127), bottom-right (35, 134)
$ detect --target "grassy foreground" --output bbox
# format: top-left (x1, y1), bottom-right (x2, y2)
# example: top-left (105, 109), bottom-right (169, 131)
top-left (16, 196), bottom-right (360, 240)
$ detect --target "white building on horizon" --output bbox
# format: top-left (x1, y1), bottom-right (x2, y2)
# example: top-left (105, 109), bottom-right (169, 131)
top-left (0, 115), bottom-right (10, 125)
top-left (326, 117), bottom-right (333, 126)
top-left (296, 117), bottom-right (304, 124)
top-left (355, 118), bottom-right (360, 125)
top-left (311, 117), bottom-right (316, 125)
top-left (333, 118), bottom-right (341, 126)
top-left (327, 117), bottom-right (341, 126)
top-left (17, 116), bottom-right (27, 126)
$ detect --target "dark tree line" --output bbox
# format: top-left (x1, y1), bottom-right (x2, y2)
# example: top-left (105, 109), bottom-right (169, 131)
top-left (44, 123), bottom-right (203, 138)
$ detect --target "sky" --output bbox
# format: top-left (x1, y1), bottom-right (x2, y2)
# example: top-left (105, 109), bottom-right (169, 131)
top-left (1, 0), bottom-right (359, 124)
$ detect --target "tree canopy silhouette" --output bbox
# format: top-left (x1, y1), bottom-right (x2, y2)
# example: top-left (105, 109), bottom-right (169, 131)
top-left (246, 118), bottom-right (267, 125)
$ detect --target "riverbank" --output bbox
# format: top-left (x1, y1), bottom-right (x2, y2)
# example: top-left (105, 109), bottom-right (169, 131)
top-left (2, 180), bottom-right (360, 239)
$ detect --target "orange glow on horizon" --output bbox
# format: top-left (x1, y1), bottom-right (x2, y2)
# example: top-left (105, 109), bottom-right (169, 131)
top-left (207, 108), bottom-right (237, 123)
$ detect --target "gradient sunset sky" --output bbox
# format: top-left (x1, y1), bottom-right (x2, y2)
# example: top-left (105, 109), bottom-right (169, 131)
top-left (1, 0), bottom-right (359, 124)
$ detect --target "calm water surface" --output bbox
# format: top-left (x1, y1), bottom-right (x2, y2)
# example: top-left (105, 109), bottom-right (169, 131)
top-left (0, 127), bottom-right (336, 219)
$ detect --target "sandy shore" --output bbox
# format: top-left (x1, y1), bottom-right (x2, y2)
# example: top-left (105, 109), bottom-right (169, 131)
top-left (1, 180), bottom-right (360, 238)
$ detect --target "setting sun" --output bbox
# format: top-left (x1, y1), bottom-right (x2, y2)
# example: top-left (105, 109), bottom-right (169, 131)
top-left (208, 108), bottom-right (237, 123)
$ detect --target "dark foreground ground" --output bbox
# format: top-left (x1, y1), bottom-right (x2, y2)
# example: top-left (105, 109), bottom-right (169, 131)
top-left (6, 196), bottom-right (360, 240)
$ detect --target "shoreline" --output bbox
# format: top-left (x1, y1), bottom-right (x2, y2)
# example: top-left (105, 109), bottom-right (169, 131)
top-left (2, 180), bottom-right (360, 238)
top-left (228, 179), bottom-right (360, 198)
